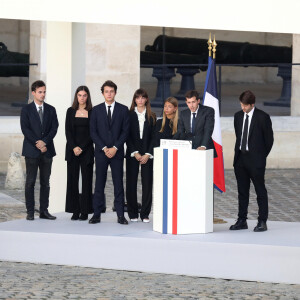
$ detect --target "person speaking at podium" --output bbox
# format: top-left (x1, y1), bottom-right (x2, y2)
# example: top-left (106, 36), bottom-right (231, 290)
top-left (153, 97), bottom-right (179, 148)
top-left (175, 90), bottom-right (216, 156)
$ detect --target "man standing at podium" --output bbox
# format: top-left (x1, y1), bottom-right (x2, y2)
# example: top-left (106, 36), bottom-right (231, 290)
top-left (175, 90), bottom-right (216, 155)
top-left (230, 90), bottom-right (273, 232)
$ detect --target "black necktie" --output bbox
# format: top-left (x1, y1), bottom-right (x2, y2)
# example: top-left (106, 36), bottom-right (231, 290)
top-left (191, 112), bottom-right (196, 134)
top-left (38, 106), bottom-right (43, 125)
top-left (241, 114), bottom-right (249, 153)
top-left (107, 105), bottom-right (112, 126)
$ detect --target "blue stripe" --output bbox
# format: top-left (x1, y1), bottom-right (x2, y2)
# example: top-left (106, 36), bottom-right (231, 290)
top-left (163, 149), bottom-right (168, 234)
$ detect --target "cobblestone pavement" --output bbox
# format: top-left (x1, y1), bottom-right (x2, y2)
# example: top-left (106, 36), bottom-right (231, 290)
top-left (0, 261), bottom-right (300, 300)
top-left (0, 169), bottom-right (300, 299)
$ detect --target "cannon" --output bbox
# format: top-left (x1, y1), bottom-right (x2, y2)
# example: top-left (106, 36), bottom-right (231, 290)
top-left (141, 35), bottom-right (292, 107)
top-left (0, 42), bottom-right (29, 77)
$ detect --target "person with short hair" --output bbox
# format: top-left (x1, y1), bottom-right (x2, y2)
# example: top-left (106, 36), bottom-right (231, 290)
top-left (89, 80), bottom-right (130, 225)
top-left (175, 90), bottom-right (216, 155)
top-left (65, 86), bottom-right (94, 221)
top-left (20, 80), bottom-right (58, 221)
top-left (126, 88), bottom-right (156, 223)
top-left (230, 90), bottom-right (274, 232)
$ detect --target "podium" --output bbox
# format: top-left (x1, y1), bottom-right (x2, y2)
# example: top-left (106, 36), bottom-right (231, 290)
top-left (153, 147), bottom-right (213, 234)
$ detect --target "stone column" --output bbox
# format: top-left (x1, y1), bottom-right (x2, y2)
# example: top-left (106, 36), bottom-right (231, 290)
top-left (29, 21), bottom-right (47, 95)
top-left (47, 22), bottom-right (73, 213)
top-left (291, 34), bottom-right (300, 116)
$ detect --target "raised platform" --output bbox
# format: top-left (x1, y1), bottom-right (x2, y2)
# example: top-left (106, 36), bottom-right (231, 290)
top-left (0, 212), bottom-right (300, 284)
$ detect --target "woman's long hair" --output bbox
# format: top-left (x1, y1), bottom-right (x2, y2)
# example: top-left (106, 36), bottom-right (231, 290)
top-left (160, 97), bottom-right (178, 135)
top-left (71, 86), bottom-right (92, 111)
top-left (130, 88), bottom-right (156, 123)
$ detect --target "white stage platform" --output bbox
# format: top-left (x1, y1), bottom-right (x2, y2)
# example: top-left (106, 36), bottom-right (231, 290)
top-left (0, 212), bottom-right (300, 284)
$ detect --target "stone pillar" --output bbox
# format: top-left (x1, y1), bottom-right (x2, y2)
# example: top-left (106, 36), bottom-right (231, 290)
top-left (47, 22), bottom-right (73, 213)
top-left (29, 21), bottom-right (47, 96)
top-left (291, 34), bottom-right (300, 116)
top-left (85, 24), bottom-right (140, 107)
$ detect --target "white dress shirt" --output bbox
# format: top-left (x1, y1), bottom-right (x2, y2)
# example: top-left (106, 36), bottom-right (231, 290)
top-left (34, 102), bottom-right (44, 113)
top-left (105, 101), bottom-right (115, 116)
top-left (240, 106), bottom-right (255, 151)
top-left (131, 108), bottom-right (153, 159)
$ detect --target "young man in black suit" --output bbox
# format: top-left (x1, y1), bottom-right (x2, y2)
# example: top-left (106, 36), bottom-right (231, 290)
top-left (175, 90), bottom-right (216, 155)
top-left (20, 80), bottom-right (59, 221)
top-left (230, 90), bottom-right (273, 232)
top-left (89, 80), bottom-right (130, 225)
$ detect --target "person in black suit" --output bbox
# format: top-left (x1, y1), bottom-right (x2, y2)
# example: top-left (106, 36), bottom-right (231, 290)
top-left (20, 80), bottom-right (58, 221)
top-left (174, 90), bottom-right (216, 155)
top-left (89, 80), bottom-right (130, 225)
top-left (126, 88), bottom-right (156, 223)
top-left (153, 97), bottom-right (179, 148)
top-left (230, 90), bottom-right (274, 232)
top-left (65, 86), bottom-right (94, 221)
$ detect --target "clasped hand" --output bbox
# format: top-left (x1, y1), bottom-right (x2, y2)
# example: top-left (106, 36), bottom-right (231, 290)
top-left (134, 153), bottom-right (150, 164)
top-left (104, 147), bottom-right (117, 158)
top-left (36, 140), bottom-right (47, 153)
top-left (73, 146), bottom-right (82, 156)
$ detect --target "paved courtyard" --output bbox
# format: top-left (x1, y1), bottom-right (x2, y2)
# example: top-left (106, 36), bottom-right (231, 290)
top-left (0, 169), bottom-right (300, 299)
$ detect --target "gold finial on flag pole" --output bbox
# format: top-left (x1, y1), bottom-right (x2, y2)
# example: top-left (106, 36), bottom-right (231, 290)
top-left (212, 35), bottom-right (217, 59)
top-left (208, 33), bottom-right (212, 57)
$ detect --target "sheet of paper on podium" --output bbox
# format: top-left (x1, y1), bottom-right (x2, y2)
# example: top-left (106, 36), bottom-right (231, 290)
top-left (160, 139), bottom-right (192, 149)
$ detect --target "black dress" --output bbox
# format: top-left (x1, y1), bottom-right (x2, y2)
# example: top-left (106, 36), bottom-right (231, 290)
top-left (153, 118), bottom-right (175, 148)
top-left (65, 108), bottom-right (94, 214)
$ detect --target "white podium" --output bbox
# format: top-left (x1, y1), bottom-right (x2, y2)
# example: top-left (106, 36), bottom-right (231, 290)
top-left (153, 147), bottom-right (213, 234)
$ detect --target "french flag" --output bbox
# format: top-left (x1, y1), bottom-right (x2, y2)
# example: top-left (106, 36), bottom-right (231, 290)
top-left (203, 56), bottom-right (226, 193)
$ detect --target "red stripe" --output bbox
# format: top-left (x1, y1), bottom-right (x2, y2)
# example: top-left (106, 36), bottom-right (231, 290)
top-left (213, 141), bottom-right (226, 192)
top-left (172, 149), bottom-right (178, 234)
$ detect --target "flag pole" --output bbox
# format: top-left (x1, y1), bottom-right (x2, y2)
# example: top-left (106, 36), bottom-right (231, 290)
top-left (211, 35), bottom-right (226, 224)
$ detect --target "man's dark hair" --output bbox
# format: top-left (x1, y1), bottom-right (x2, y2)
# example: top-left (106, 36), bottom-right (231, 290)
top-left (185, 90), bottom-right (199, 100)
top-left (31, 80), bottom-right (46, 92)
top-left (239, 90), bottom-right (256, 105)
top-left (101, 80), bottom-right (117, 93)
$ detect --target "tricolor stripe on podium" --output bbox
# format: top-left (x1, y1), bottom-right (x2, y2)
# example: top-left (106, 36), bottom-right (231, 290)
top-left (162, 149), bottom-right (178, 234)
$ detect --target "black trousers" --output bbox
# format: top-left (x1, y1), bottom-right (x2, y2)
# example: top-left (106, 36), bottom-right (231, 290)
top-left (126, 157), bottom-right (153, 220)
top-left (25, 155), bottom-right (52, 214)
top-left (93, 155), bottom-right (124, 217)
top-left (234, 151), bottom-right (268, 222)
top-left (65, 153), bottom-right (94, 214)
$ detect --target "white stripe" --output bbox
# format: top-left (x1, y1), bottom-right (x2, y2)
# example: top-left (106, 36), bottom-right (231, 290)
top-left (204, 92), bottom-right (222, 145)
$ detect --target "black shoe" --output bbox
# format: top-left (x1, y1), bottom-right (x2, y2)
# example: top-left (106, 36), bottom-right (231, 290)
top-left (26, 213), bottom-right (34, 221)
top-left (117, 216), bottom-right (128, 225)
top-left (254, 220), bottom-right (267, 232)
top-left (71, 213), bottom-right (79, 220)
top-left (79, 213), bottom-right (88, 221)
top-left (40, 211), bottom-right (56, 220)
top-left (229, 219), bottom-right (248, 230)
top-left (89, 215), bottom-right (101, 224)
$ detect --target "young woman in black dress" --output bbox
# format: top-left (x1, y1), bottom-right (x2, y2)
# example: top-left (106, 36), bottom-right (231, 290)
top-left (65, 86), bottom-right (94, 221)
top-left (153, 97), bottom-right (179, 147)
top-left (126, 88), bottom-right (156, 223)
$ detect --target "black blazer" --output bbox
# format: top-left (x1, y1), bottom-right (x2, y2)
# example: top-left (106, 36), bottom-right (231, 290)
top-left (90, 102), bottom-right (129, 160)
top-left (65, 107), bottom-right (94, 163)
top-left (20, 101), bottom-right (58, 158)
top-left (174, 104), bottom-right (216, 156)
top-left (126, 110), bottom-right (156, 158)
top-left (234, 107), bottom-right (273, 168)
